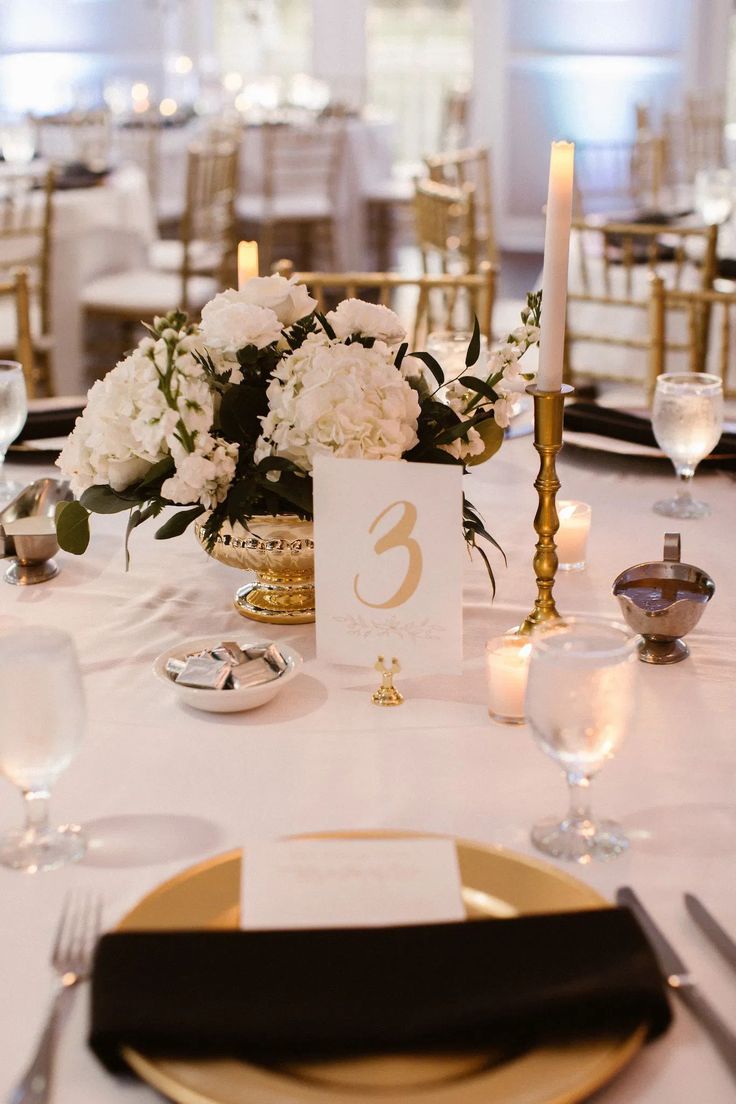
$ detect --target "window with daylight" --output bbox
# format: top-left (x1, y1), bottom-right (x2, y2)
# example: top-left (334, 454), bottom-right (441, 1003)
top-left (215, 0), bottom-right (312, 94)
top-left (366, 0), bottom-right (473, 165)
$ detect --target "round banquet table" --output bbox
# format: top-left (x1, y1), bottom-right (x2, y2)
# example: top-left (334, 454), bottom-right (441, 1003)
top-left (1, 436), bottom-right (735, 1103)
top-left (45, 165), bottom-right (155, 396)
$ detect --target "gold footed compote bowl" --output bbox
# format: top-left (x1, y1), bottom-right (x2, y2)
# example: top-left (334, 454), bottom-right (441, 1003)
top-left (195, 514), bottom-right (315, 625)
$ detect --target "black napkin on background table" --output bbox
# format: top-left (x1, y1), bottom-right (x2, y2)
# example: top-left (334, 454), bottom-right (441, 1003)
top-left (90, 908), bottom-right (671, 1074)
top-left (565, 401), bottom-right (736, 469)
top-left (13, 404), bottom-right (84, 443)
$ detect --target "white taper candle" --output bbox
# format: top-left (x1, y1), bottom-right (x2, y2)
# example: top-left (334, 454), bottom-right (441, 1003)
top-left (537, 141), bottom-right (574, 391)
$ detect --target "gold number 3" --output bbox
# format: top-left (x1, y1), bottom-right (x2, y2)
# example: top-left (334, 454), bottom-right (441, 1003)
top-left (354, 500), bottom-right (423, 609)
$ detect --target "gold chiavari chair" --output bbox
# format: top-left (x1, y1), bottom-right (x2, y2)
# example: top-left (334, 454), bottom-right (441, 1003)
top-left (273, 259), bottom-right (496, 350)
top-left (414, 178), bottom-right (478, 273)
top-left (573, 133), bottom-right (668, 215)
top-left (662, 97), bottom-right (725, 191)
top-left (425, 147), bottom-right (497, 264)
top-left (32, 109), bottom-right (112, 170)
top-left (0, 269), bottom-right (35, 394)
top-left (237, 122), bottom-right (345, 274)
top-left (565, 218), bottom-right (719, 388)
top-left (0, 170), bottom-right (54, 395)
top-left (649, 274), bottom-right (736, 399)
top-left (439, 85), bottom-right (471, 151)
top-left (111, 118), bottom-right (162, 210)
top-left (82, 141), bottom-right (237, 360)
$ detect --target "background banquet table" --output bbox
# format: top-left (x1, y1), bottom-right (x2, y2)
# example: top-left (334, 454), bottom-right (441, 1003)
top-left (155, 114), bottom-right (395, 267)
top-left (1, 435), bottom-right (735, 1103)
top-left (46, 165), bottom-right (155, 395)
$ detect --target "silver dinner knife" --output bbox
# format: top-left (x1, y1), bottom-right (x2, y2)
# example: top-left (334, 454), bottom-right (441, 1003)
top-left (617, 886), bottom-right (736, 1081)
top-left (685, 893), bottom-right (736, 974)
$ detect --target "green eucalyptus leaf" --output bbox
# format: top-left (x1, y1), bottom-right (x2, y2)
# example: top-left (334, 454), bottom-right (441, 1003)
top-left (458, 375), bottom-right (498, 403)
top-left (55, 500), bottom-right (90, 555)
top-left (80, 484), bottom-right (138, 514)
top-left (410, 351), bottom-right (444, 387)
top-left (465, 317), bottom-right (481, 367)
top-left (154, 505), bottom-right (205, 540)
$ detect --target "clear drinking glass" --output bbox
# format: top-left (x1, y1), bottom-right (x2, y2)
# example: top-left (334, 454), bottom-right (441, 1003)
top-left (0, 627), bottom-right (86, 871)
top-left (526, 617), bottom-right (639, 864)
top-left (651, 372), bottom-right (723, 519)
top-left (0, 119), bottom-right (36, 166)
top-left (694, 168), bottom-right (734, 225)
top-left (0, 360), bottom-right (28, 506)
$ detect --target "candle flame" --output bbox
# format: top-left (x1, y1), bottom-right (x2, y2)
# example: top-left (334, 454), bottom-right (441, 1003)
top-left (559, 503), bottom-right (577, 521)
top-left (520, 643), bottom-right (532, 659)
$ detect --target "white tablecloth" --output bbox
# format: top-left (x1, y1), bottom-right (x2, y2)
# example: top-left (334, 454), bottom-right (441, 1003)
top-left (1, 436), bottom-right (735, 1103)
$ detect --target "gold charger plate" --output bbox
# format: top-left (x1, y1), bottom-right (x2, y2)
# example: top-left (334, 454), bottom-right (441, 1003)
top-left (117, 831), bottom-right (646, 1104)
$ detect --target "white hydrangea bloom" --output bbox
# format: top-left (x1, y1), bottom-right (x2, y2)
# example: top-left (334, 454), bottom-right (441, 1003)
top-left (161, 434), bottom-right (238, 510)
top-left (199, 290), bottom-right (283, 353)
top-left (254, 332), bottom-right (420, 471)
top-left (57, 335), bottom-right (212, 496)
top-left (326, 298), bottom-right (406, 347)
top-left (238, 274), bottom-right (317, 325)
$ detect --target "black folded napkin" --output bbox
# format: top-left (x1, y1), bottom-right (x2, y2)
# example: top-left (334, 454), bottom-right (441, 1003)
top-left (90, 909), bottom-right (671, 1074)
top-left (565, 401), bottom-right (736, 469)
top-left (13, 404), bottom-right (84, 443)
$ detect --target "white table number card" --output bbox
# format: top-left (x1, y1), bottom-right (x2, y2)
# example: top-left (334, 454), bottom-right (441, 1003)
top-left (241, 838), bottom-right (465, 929)
top-left (313, 457), bottom-right (464, 674)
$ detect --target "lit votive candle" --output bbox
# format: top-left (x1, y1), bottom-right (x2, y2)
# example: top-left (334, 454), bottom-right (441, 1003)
top-left (485, 636), bottom-right (532, 725)
top-left (556, 500), bottom-right (591, 571)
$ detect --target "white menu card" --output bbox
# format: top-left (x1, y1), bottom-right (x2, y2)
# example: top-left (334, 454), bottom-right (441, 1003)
top-left (313, 457), bottom-right (464, 674)
top-left (241, 838), bottom-right (465, 930)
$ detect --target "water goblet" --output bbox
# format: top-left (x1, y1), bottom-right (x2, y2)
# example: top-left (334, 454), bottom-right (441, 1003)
top-left (694, 168), bottom-right (734, 226)
top-left (526, 617), bottom-right (639, 864)
top-left (0, 627), bottom-right (87, 872)
top-left (651, 372), bottom-right (723, 519)
top-left (0, 360), bottom-right (28, 506)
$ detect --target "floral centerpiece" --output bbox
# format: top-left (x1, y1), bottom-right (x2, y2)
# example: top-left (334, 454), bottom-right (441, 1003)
top-left (56, 275), bottom-right (540, 620)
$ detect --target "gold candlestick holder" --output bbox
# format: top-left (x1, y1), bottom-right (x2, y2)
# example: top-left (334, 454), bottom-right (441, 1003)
top-left (519, 383), bottom-right (575, 636)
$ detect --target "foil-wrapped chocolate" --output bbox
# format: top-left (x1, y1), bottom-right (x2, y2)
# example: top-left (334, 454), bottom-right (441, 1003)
top-left (229, 657), bottom-right (278, 689)
top-left (175, 656), bottom-right (231, 690)
top-left (168, 641), bottom-right (288, 691)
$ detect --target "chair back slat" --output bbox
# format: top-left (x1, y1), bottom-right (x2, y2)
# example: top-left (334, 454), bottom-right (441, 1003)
top-left (648, 275), bottom-right (736, 398)
top-left (275, 262), bottom-right (496, 350)
top-left (425, 147), bottom-right (496, 264)
top-left (179, 140), bottom-right (239, 307)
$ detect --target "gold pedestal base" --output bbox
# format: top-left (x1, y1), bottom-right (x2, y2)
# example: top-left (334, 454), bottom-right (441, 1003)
top-left (519, 384), bottom-right (574, 636)
top-left (234, 580), bottom-right (315, 625)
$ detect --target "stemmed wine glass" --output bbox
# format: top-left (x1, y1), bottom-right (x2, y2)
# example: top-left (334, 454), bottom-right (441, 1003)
top-left (525, 617), bottom-right (639, 864)
top-left (0, 360), bottom-right (28, 506)
top-left (0, 627), bottom-right (86, 872)
top-left (651, 372), bottom-right (723, 519)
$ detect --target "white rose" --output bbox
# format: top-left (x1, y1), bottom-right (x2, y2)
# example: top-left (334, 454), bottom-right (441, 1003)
top-left (238, 275), bottom-right (317, 325)
top-left (326, 298), bottom-right (406, 346)
top-left (200, 290), bottom-right (283, 352)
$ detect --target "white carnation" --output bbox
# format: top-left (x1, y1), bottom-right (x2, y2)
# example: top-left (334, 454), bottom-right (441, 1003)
top-left (238, 274), bottom-right (317, 325)
top-left (326, 298), bottom-right (406, 346)
top-left (162, 434), bottom-right (238, 510)
top-left (199, 290), bottom-right (283, 352)
top-left (254, 333), bottom-right (420, 471)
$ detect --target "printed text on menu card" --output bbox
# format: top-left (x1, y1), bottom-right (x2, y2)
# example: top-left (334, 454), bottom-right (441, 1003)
top-left (313, 457), bottom-right (464, 674)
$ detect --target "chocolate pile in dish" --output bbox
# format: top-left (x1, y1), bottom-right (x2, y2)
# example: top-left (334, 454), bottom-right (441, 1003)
top-left (166, 641), bottom-right (288, 690)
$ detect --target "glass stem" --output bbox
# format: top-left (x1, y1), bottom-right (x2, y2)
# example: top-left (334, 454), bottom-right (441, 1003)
top-left (22, 789), bottom-right (51, 840)
top-left (674, 467), bottom-right (694, 503)
top-left (565, 773), bottom-right (594, 830)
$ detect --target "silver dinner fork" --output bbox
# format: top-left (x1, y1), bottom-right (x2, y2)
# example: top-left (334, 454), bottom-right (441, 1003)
top-left (8, 892), bottom-right (103, 1104)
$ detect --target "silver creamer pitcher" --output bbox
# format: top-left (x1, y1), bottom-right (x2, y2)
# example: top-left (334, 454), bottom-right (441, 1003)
top-left (612, 533), bottom-right (715, 664)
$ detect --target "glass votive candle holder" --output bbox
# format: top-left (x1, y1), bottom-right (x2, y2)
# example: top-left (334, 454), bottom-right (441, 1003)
top-left (556, 500), bottom-right (592, 571)
top-left (485, 636), bottom-right (532, 725)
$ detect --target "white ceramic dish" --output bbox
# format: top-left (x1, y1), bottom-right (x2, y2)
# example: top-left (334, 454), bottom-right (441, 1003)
top-left (153, 636), bottom-right (303, 713)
